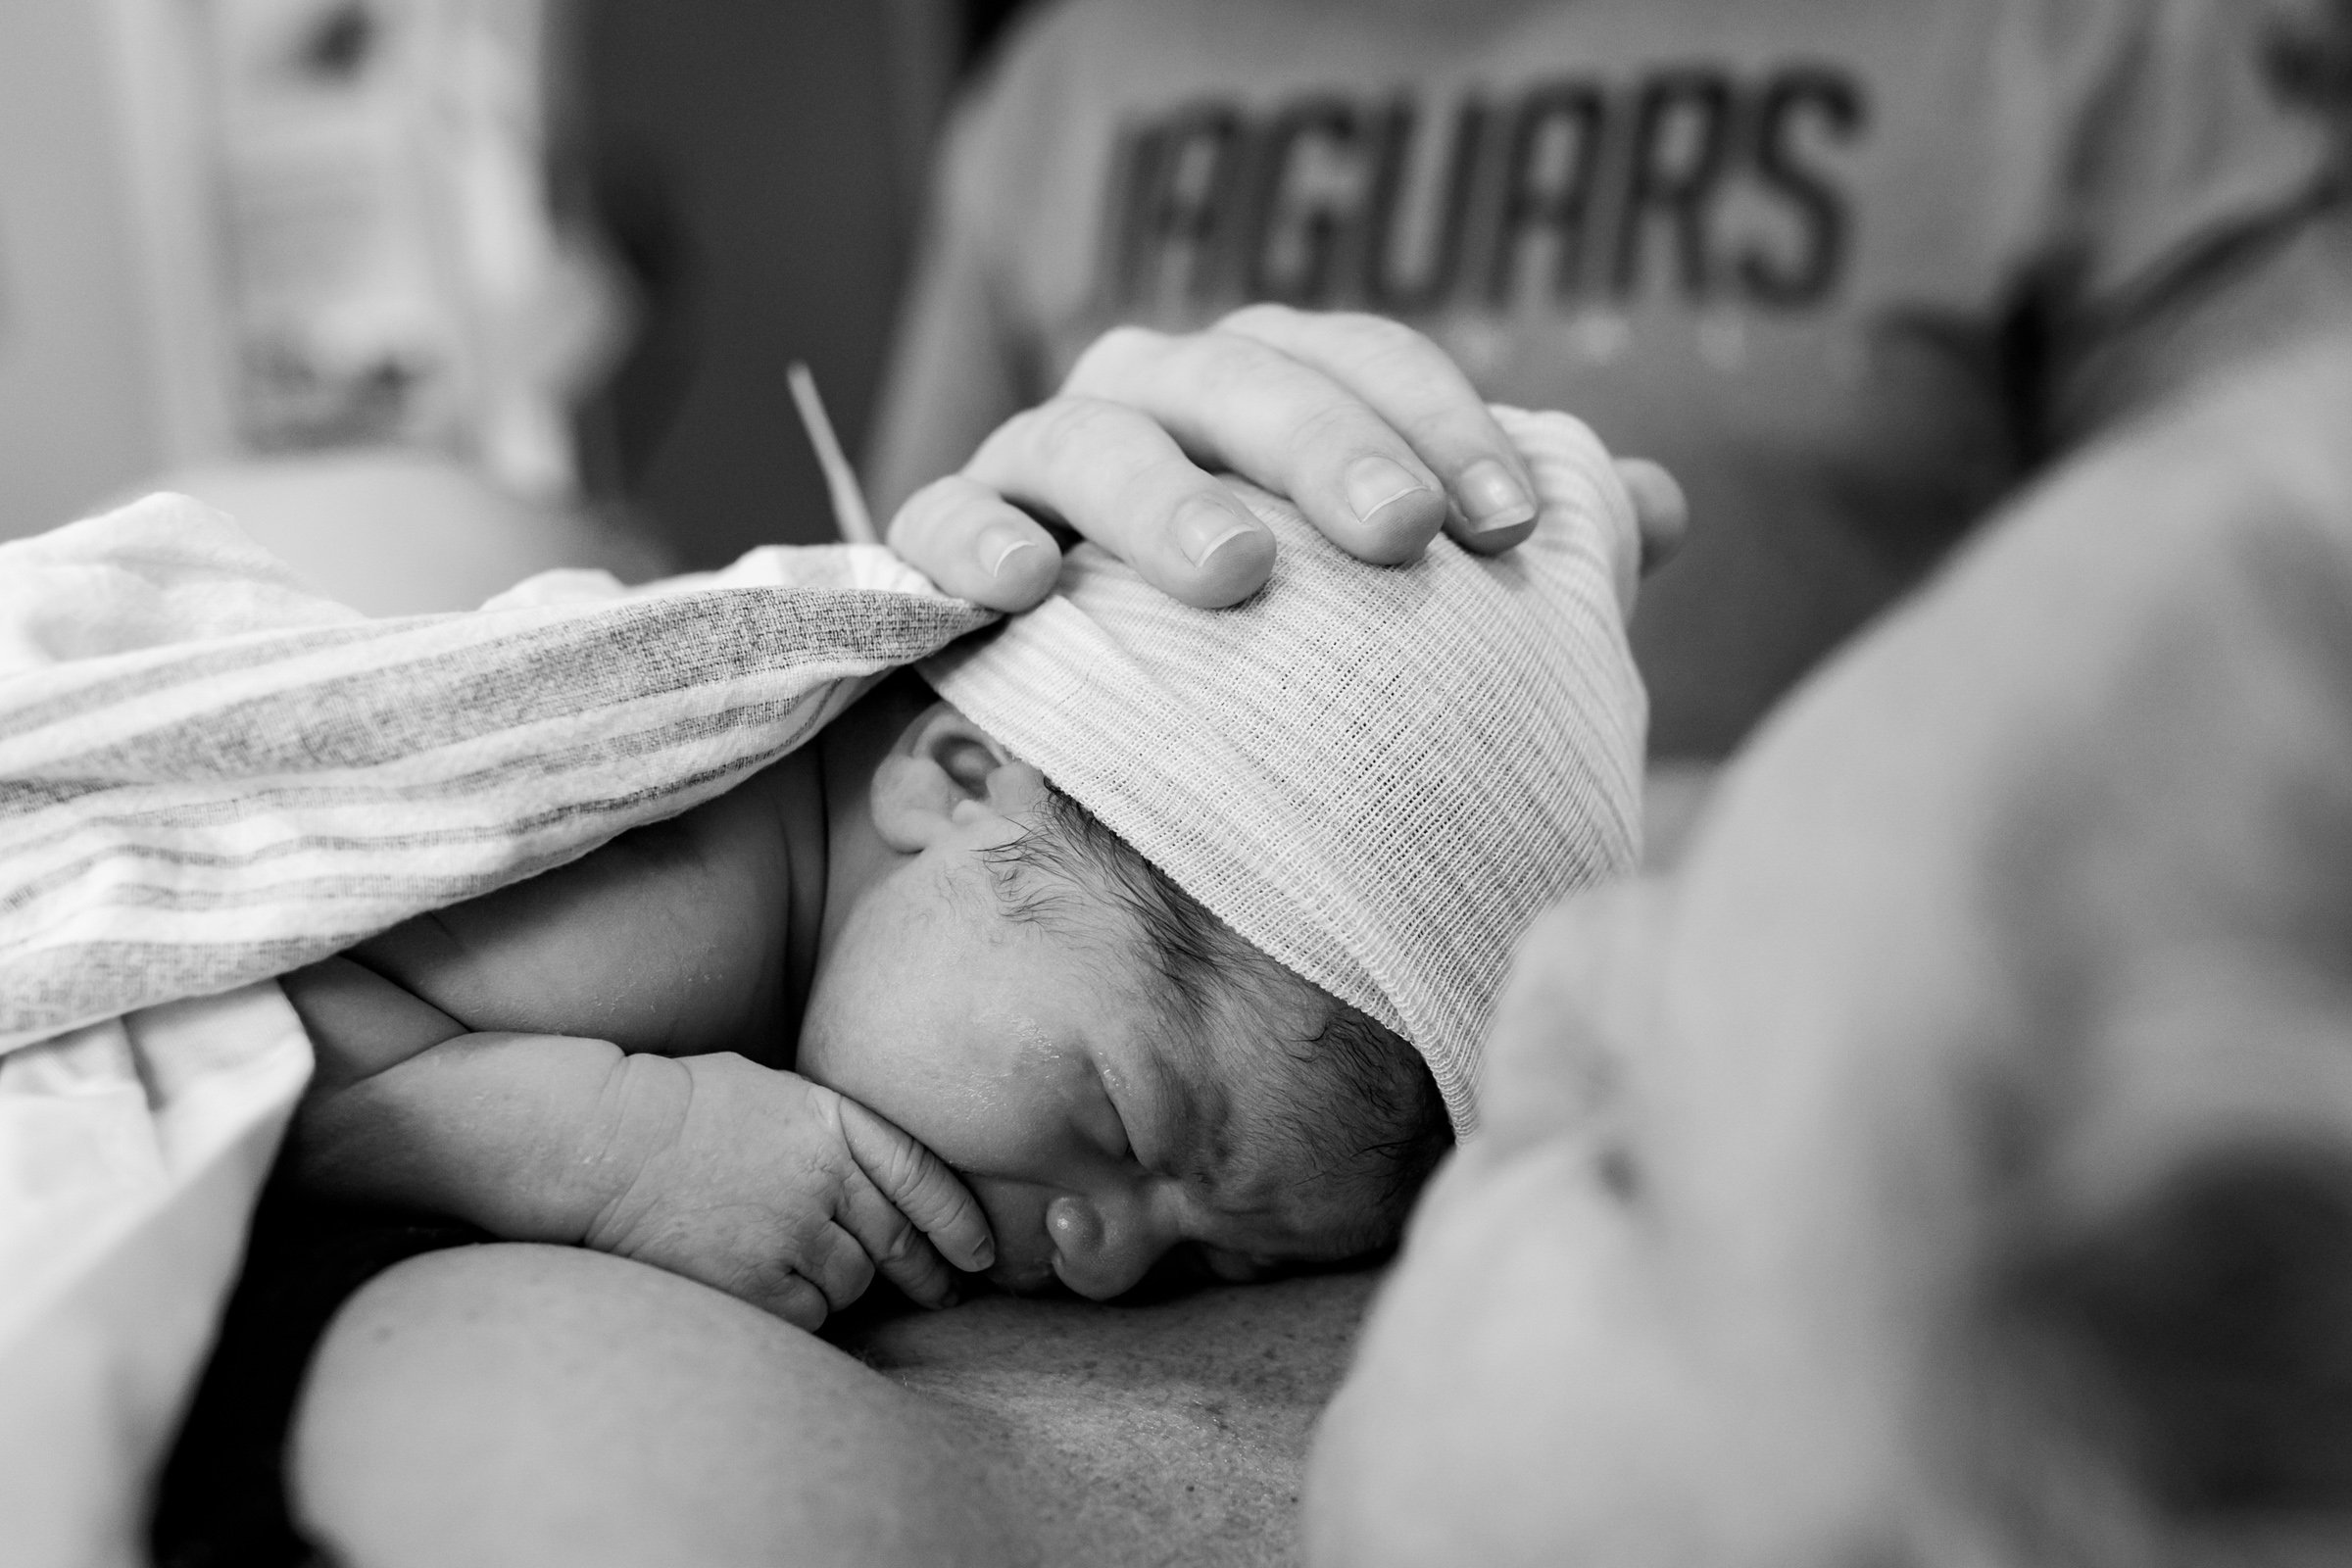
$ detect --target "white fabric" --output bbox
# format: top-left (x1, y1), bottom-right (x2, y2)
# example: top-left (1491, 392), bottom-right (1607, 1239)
top-left (929, 408), bottom-right (1646, 1132)
top-left (869, 0), bottom-right (2342, 760)
top-left (0, 497), bottom-right (987, 1055)
top-left (0, 987), bottom-right (308, 1568)
top-left (0, 431), bottom-right (1638, 1557)
top-left (0, 496), bottom-right (989, 1568)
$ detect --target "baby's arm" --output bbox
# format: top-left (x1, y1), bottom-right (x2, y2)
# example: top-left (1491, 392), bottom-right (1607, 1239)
top-left (344, 760), bottom-right (809, 1057)
top-left (281, 958), bottom-right (994, 1328)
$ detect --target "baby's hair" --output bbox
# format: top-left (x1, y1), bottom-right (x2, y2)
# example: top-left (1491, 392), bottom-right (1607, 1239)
top-left (979, 782), bottom-right (1453, 1251)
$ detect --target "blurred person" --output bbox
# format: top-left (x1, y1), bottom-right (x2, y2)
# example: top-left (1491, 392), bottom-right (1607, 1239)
top-left (868, 0), bottom-right (2348, 758)
top-left (1308, 327), bottom-right (2352, 1567)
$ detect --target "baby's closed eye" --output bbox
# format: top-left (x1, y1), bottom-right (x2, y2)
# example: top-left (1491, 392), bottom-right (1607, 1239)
top-left (1081, 1066), bottom-right (1139, 1163)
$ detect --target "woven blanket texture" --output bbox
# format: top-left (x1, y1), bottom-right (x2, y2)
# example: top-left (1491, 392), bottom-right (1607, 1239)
top-left (933, 407), bottom-right (1646, 1133)
top-left (0, 415), bottom-right (1640, 1562)
top-left (0, 498), bottom-right (988, 1568)
top-left (0, 499), bottom-right (991, 1054)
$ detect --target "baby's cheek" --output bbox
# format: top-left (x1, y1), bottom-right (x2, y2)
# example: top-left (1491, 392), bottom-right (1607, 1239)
top-left (790, 969), bottom-right (881, 1091)
top-left (797, 1011), bottom-right (990, 1164)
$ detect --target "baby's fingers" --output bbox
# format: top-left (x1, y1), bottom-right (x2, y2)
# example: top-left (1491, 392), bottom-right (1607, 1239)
top-left (713, 1219), bottom-right (875, 1327)
top-left (837, 1176), bottom-right (960, 1309)
top-left (740, 1267), bottom-right (830, 1332)
top-left (838, 1099), bottom-right (996, 1277)
top-left (726, 1218), bottom-right (882, 1328)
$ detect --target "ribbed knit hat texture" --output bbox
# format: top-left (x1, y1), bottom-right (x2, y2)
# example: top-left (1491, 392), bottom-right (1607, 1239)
top-left (923, 408), bottom-right (1644, 1134)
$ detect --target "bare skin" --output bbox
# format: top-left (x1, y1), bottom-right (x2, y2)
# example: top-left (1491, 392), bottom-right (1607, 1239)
top-left (884, 306), bottom-right (1687, 612)
top-left (291, 1244), bottom-right (1377, 1568)
top-left (277, 310), bottom-right (1671, 1567)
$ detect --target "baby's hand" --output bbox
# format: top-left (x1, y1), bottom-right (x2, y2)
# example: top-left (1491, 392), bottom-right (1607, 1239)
top-left (584, 1054), bottom-right (996, 1329)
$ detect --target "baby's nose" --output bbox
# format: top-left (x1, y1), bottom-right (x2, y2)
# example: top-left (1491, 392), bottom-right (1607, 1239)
top-left (1046, 1193), bottom-right (1161, 1300)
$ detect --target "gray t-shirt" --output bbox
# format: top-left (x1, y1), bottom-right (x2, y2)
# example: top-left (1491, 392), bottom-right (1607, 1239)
top-left (869, 0), bottom-right (2343, 756)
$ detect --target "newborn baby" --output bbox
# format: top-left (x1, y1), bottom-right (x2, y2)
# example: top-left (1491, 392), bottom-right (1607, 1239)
top-left (281, 409), bottom-right (1644, 1328)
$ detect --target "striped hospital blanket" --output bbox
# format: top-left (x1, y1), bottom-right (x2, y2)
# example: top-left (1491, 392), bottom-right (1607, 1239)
top-left (1, 494), bottom-right (993, 1054)
top-left (0, 493), bottom-right (990, 1567)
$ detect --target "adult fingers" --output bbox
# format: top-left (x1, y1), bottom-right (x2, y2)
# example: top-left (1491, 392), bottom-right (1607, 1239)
top-left (838, 1097), bottom-right (997, 1276)
top-left (884, 473), bottom-right (1064, 611)
top-left (1616, 458), bottom-right (1690, 576)
top-left (1062, 323), bottom-right (1451, 565)
top-left (960, 395), bottom-right (1278, 608)
top-left (1210, 306), bottom-right (1542, 554)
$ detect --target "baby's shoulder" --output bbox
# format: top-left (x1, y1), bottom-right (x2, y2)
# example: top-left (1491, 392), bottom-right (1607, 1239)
top-left (345, 756), bottom-right (816, 1051)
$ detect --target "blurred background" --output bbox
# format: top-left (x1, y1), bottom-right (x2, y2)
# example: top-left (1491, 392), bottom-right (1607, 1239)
top-left (0, 0), bottom-right (2343, 637)
top-left (0, 0), bottom-right (1031, 609)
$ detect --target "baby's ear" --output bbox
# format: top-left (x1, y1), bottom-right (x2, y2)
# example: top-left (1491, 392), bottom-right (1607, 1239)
top-left (869, 702), bottom-right (1048, 851)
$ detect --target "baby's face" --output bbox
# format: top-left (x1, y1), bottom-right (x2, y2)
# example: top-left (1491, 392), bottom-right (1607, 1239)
top-left (798, 809), bottom-right (1370, 1300)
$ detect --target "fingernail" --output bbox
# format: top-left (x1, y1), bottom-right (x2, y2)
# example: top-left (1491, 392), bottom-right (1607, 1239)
top-left (971, 1237), bottom-right (996, 1270)
top-left (1345, 455), bottom-right (1438, 530)
top-left (1173, 497), bottom-right (1260, 568)
top-left (983, 532), bottom-right (1042, 579)
top-left (1459, 459), bottom-right (1537, 533)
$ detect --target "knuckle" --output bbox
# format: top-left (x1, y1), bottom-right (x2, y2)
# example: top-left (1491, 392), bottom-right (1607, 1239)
top-left (1348, 311), bottom-right (1429, 354)
top-left (1356, 321), bottom-right (1441, 381)
top-left (1018, 396), bottom-right (1128, 468)
top-left (737, 1254), bottom-right (790, 1297)
top-left (1215, 301), bottom-right (1298, 337)
top-left (829, 1251), bottom-right (875, 1305)
top-left (872, 1219), bottom-right (919, 1268)
top-left (1108, 443), bottom-right (1191, 505)
top-left (1292, 397), bottom-right (1379, 453)
top-left (871, 1141), bottom-right (925, 1200)
top-left (1178, 330), bottom-right (1310, 416)
top-left (1066, 324), bottom-right (1167, 388)
top-left (1025, 413), bottom-right (1186, 518)
top-left (845, 1107), bottom-right (936, 1208)
top-left (1169, 330), bottom-right (1253, 398)
top-left (736, 1255), bottom-right (809, 1309)
top-left (884, 474), bottom-right (968, 549)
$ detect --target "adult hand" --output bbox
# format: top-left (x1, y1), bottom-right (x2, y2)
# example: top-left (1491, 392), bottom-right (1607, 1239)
top-left (886, 306), bottom-right (1687, 610)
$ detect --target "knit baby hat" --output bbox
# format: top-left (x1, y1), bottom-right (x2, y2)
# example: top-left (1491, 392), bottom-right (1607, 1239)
top-left (922, 408), bottom-right (1644, 1135)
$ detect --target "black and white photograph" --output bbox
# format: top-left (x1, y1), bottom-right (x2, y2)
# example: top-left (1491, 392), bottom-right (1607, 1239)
top-left (3, 2), bottom-right (2349, 1564)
